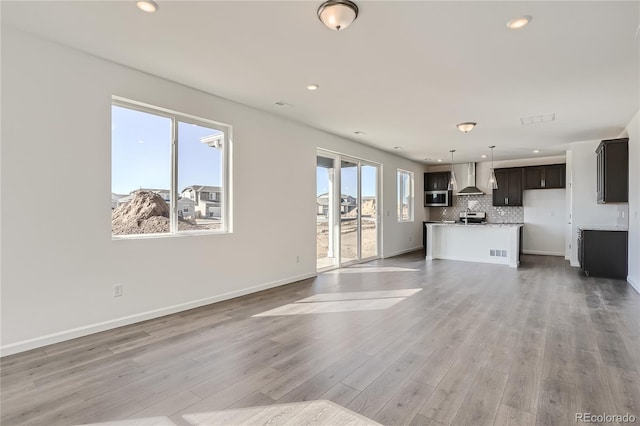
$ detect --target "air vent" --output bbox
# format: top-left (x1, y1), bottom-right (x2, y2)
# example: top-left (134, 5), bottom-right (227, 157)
top-left (520, 113), bottom-right (555, 125)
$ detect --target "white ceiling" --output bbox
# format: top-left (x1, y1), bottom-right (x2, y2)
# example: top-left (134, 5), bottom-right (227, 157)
top-left (3, 1), bottom-right (639, 163)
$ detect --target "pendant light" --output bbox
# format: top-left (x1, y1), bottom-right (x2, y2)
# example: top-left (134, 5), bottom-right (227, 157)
top-left (488, 145), bottom-right (498, 189)
top-left (448, 150), bottom-right (458, 190)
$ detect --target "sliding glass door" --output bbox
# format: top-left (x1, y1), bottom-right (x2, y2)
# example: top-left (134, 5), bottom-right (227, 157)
top-left (316, 151), bottom-right (380, 270)
top-left (340, 159), bottom-right (359, 264)
top-left (317, 154), bottom-right (338, 270)
top-left (361, 162), bottom-right (378, 260)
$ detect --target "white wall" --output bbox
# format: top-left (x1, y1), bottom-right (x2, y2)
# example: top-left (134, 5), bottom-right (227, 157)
top-left (623, 111), bottom-right (639, 292)
top-left (567, 140), bottom-right (629, 266)
top-left (0, 28), bottom-right (426, 355)
top-left (522, 189), bottom-right (565, 256)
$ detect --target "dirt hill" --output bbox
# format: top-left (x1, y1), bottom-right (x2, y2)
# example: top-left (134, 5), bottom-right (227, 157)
top-left (112, 191), bottom-right (198, 235)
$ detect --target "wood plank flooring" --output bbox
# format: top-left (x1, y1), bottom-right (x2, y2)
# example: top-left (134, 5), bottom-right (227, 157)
top-left (2, 253), bottom-right (639, 425)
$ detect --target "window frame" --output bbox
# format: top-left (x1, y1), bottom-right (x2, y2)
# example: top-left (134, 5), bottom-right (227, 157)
top-left (397, 169), bottom-right (414, 223)
top-left (112, 97), bottom-right (232, 238)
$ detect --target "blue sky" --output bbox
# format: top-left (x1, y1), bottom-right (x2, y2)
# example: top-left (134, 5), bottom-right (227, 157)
top-left (112, 106), bottom-right (222, 195)
top-left (113, 105), bottom-right (376, 199)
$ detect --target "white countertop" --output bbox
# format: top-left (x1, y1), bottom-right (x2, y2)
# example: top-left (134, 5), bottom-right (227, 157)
top-left (425, 222), bottom-right (524, 228)
top-left (578, 225), bottom-right (628, 231)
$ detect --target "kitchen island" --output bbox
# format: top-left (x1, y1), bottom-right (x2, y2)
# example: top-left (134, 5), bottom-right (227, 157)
top-left (425, 223), bottom-right (523, 267)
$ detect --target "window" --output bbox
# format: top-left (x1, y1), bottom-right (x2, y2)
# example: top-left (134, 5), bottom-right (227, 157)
top-left (111, 99), bottom-right (231, 237)
top-left (397, 169), bottom-right (414, 222)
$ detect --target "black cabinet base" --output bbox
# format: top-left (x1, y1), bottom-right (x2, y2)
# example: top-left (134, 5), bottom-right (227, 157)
top-left (579, 229), bottom-right (628, 279)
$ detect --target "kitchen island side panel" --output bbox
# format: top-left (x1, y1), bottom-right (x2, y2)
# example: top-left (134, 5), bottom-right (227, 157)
top-left (426, 224), bottom-right (522, 267)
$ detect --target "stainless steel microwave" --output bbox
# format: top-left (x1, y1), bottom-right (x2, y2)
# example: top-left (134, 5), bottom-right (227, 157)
top-left (424, 190), bottom-right (450, 207)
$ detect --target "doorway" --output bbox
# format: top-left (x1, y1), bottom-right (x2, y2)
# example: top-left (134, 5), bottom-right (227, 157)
top-left (316, 150), bottom-right (380, 270)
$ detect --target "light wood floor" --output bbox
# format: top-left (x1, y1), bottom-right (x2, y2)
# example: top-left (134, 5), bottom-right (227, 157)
top-left (2, 254), bottom-right (639, 426)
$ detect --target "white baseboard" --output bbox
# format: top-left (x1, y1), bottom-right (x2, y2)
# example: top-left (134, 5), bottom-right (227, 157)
top-left (628, 277), bottom-right (640, 294)
top-left (0, 272), bottom-right (317, 357)
top-left (570, 260), bottom-right (580, 267)
top-left (383, 246), bottom-right (424, 259)
top-left (522, 250), bottom-right (565, 257)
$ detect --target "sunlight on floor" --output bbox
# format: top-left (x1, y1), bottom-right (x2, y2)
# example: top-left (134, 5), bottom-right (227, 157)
top-left (324, 265), bottom-right (420, 274)
top-left (80, 400), bottom-right (380, 426)
top-left (252, 289), bottom-right (422, 317)
top-left (297, 288), bottom-right (422, 302)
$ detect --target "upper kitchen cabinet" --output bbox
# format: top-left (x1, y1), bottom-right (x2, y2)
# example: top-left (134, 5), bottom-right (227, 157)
top-left (523, 164), bottom-right (566, 189)
top-left (596, 138), bottom-right (628, 203)
top-left (493, 168), bottom-right (523, 206)
top-left (424, 172), bottom-right (450, 191)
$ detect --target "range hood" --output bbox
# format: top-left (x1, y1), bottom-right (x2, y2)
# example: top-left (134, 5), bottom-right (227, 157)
top-left (457, 163), bottom-right (484, 196)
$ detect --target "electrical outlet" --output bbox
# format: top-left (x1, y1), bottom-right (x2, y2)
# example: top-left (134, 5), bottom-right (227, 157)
top-left (501, 250), bottom-right (507, 257)
top-left (409, 236), bottom-right (412, 242)
top-left (490, 249), bottom-right (495, 256)
top-left (113, 283), bottom-right (123, 297)
top-left (296, 256), bottom-right (300, 263)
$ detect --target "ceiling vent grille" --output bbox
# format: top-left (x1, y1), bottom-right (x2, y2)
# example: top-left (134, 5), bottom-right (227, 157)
top-left (520, 113), bottom-right (555, 125)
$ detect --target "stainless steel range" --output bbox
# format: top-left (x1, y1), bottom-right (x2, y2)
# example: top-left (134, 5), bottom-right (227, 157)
top-left (458, 211), bottom-right (487, 224)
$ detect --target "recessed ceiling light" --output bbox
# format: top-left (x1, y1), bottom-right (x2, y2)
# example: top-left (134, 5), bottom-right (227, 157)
top-left (507, 15), bottom-right (532, 30)
top-left (306, 84), bottom-right (320, 91)
top-left (437, 159), bottom-right (443, 162)
top-left (393, 146), bottom-right (403, 150)
top-left (138, 140), bottom-right (145, 144)
top-left (533, 149), bottom-right (540, 153)
top-left (136, 0), bottom-right (159, 13)
top-left (481, 154), bottom-right (488, 158)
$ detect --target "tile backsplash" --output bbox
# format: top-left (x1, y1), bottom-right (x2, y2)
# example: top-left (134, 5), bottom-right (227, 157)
top-left (430, 194), bottom-right (524, 223)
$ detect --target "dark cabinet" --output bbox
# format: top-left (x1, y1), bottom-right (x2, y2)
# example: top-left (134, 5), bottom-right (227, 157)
top-left (524, 164), bottom-right (565, 189)
top-left (424, 172), bottom-right (450, 191)
top-left (493, 168), bottom-right (523, 206)
top-left (578, 229), bottom-right (628, 279)
top-left (596, 138), bottom-right (628, 203)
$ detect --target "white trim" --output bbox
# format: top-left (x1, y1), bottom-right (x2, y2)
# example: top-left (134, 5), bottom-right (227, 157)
top-left (570, 260), bottom-right (580, 267)
top-left (397, 169), bottom-right (415, 223)
top-left (0, 272), bottom-right (317, 357)
top-left (523, 250), bottom-right (565, 257)
top-left (383, 246), bottom-right (423, 259)
top-left (627, 277), bottom-right (640, 294)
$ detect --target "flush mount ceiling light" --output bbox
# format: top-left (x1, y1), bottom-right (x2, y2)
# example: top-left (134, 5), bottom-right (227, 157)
top-left (437, 159), bottom-right (443, 162)
top-left (456, 122), bottom-right (477, 133)
top-left (533, 149), bottom-right (540, 153)
top-left (507, 15), bottom-right (532, 29)
top-left (306, 84), bottom-right (320, 91)
top-left (481, 154), bottom-right (488, 158)
top-left (488, 146), bottom-right (498, 190)
top-left (448, 150), bottom-right (458, 191)
top-left (317, 0), bottom-right (359, 31)
top-left (136, 0), bottom-right (159, 13)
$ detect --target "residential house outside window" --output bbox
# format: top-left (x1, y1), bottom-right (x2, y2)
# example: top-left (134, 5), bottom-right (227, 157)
top-left (111, 98), bottom-right (231, 237)
top-left (397, 169), bottom-right (414, 222)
